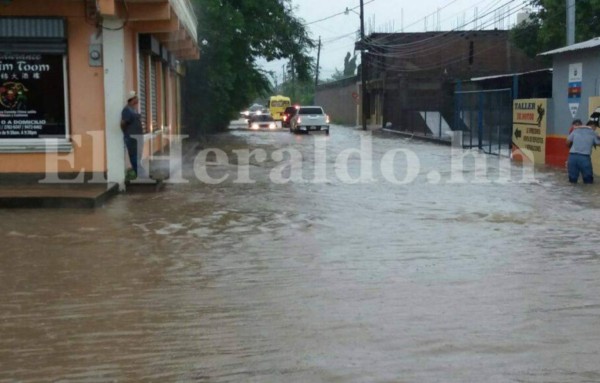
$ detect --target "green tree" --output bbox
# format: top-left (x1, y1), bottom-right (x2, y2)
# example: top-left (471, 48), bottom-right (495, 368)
top-left (324, 52), bottom-right (358, 82)
top-left (511, 0), bottom-right (600, 57)
top-left (328, 68), bottom-right (346, 81)
top-left (343, 52), bottom-right (357, 76)
top-left (183, 0), bottom-right (315, 135)
top-left (278, 58), bottom-right (316, 104)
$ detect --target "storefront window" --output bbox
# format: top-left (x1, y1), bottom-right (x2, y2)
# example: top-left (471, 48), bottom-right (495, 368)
top-left (0, 53), bottom-right (67, 139)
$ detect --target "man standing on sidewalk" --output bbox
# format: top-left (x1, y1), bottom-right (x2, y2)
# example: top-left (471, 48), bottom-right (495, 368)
top-left (121, 91), bottom-right (144, 179)
top-left (566, 120), bottom-right (600, 184)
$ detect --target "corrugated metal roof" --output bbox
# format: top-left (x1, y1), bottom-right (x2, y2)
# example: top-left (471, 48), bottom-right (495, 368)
top-left (539, 37), bottom-right (600, 56)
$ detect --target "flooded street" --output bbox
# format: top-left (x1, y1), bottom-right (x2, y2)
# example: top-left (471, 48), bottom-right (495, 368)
top-left (2, 125), bottom-right (600, 382)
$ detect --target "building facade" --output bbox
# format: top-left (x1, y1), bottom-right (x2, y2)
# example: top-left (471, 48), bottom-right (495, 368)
top-left (0, 0), bottom-right (199, 187)
top-left (366, 30), bottom-right (546, 133)
top-left (540, 38), bottom-right (600, 169)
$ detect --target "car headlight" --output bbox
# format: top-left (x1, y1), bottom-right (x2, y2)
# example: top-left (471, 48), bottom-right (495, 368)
top-left (269, 123), bottom-right (276, 129)
top-left (256, 110), bottom-right (262, 116)
top-left (251, 123), bottom-right (259, 130)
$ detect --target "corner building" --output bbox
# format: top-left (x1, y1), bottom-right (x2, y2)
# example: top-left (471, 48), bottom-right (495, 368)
top-left (0, 0), bottom-right (199, 187)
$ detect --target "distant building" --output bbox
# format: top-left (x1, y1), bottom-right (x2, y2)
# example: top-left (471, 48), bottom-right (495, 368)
top-left (364, 30), bottom-right (546, 133)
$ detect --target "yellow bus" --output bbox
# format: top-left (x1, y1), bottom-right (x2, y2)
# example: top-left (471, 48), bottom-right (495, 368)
top-left (268, 95), bottom-right (291, 121)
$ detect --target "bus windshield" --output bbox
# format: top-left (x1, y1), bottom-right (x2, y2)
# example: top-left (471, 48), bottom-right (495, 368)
top-left (268, 96), bottom-right (291, 121)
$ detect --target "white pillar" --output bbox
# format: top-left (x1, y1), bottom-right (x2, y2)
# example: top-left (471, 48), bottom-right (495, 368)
top-left (102, 19), bottom-right (126, 189)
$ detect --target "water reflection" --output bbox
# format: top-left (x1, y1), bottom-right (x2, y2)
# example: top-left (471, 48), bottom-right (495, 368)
top-left (2, 126), bottom-right (600, 382)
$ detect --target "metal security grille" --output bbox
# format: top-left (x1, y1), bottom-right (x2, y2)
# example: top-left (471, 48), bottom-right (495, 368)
top-left (139, 55), bottom-right (148, 132)
top-left (0, 17), bottom-right (67, 53)
top-left (454, 89), bottom-right (513, 156)
top-left (150, 60), bottom-right (158, 130)
top-left (162, 63), bottom-right (168, 127)
top-left (381, 80), bottom-right (455, 140)
top-left (0, 17), bottom-right (65, 38)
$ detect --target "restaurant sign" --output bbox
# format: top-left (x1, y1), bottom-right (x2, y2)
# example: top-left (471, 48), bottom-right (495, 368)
top-left (0, 54), bottom-right (66, 139)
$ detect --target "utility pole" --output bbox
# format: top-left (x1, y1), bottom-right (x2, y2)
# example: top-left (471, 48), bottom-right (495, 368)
top-left (314, 36), bottom-right (321, 102)
top-left (566, 0), bottom-right (575, 45)
top-left (291, 58), bottom-right (296, 102)
top-left (360, 0), bottom-right (367, 130)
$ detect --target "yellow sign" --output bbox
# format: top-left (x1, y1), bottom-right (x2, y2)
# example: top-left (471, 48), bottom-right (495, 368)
top-left (588, 96), bottom-right (600, 175)
top-left (512, 99), bottom-right (548, 164)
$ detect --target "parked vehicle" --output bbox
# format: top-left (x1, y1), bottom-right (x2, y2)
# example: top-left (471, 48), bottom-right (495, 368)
top-left (268, 95), bottom-right (291, 121)
top-left (290, 106), bottom-right (330, 135)
top-left (248, 112), bottom-right (277, 130)
top-left (282, 106), bottom-right (298, 128)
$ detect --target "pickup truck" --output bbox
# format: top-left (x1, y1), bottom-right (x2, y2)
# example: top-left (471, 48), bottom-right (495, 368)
top-left (289, 106), bottom-right (330, 135)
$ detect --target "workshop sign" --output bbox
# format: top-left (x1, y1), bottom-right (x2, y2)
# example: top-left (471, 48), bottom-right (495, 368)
top-left (0, 54), bottom-right (66, 139)
top-left (588, 96), bottom-right (600, 176)
top-left (512, 99), bottom-right (548, 165)
top-left (568, 63), bottom-right (582, 118)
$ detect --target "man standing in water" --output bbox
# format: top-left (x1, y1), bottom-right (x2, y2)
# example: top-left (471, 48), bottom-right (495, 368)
top-left (566, 120), bottom-right (600, 184)
top-left (121, 91), bottom-right (144, 179)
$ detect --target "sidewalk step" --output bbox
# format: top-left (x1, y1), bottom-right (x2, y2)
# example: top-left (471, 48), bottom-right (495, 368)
top-left (0, 183), bottom-right (119, 209)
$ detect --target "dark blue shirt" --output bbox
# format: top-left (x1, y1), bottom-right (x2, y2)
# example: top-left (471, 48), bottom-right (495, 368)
top-left (121, 106), bottom-right (143, 136)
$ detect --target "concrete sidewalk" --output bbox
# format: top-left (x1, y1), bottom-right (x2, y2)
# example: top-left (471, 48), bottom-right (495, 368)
top-left (0, 183), bottom-right (119, 209)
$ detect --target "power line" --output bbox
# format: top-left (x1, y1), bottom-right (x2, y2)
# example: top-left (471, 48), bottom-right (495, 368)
top-left (366, 0), bottom-right (520, 50)
top-left (319, 0), bottom-right (515, 54)
top-left (364, 3), bottom-right (530, 73)
top-left (316, 0), bottom-right (528, 79)
top-left (303, 0), bottom-right (376, 26)
top-left (391, 0), bottom-right (463, 33)
top-left (366, 8), bottom-right (526, 65)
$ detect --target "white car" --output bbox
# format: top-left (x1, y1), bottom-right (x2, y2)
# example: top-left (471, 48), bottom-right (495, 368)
top-left (290, 106), bottom-right (330, 135)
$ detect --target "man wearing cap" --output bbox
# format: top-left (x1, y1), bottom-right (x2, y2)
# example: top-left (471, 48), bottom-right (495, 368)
top-left (566, 120), bottom-right (600, 184)
top-left (121, 91), bottom-right (144, 179)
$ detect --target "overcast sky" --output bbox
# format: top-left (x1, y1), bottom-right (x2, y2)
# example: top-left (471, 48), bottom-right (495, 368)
top-left (261, 0), bottom-right (527, 85)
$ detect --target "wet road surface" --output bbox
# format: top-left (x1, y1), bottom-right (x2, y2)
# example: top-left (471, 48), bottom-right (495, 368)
top-left (2, 125), bottom-right (600, 382)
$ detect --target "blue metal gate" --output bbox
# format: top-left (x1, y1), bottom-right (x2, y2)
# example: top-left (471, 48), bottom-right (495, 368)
top-left (454, 89), bottom-right (513, 156)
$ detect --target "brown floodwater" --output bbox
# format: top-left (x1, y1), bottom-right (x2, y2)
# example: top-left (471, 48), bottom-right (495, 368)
top-left (1, 125), bottom-right (600, 382)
